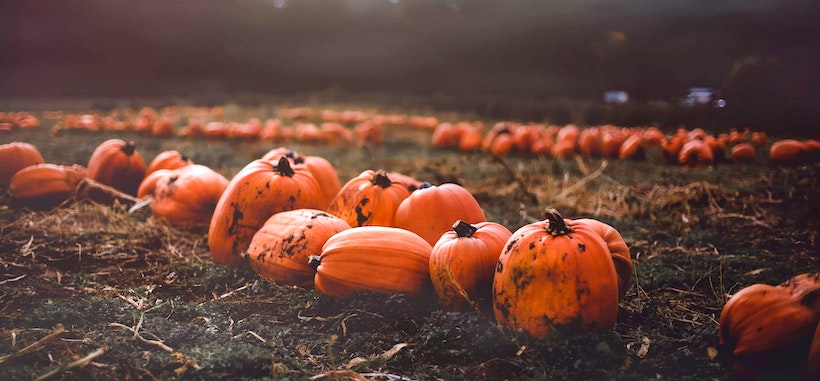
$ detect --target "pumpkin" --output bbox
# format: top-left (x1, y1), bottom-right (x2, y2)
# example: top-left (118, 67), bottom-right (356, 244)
top-left (678, 139), bottom-right (714, 166)
top-left (574, 218), bottom-right (633, 301)
top-left (0, 142), bottom-right (45, 189)
top-left (9, 164), bottom-right (87, 210)
top-left (769, 139), bottom-right (806, 165)
top-left (618, 134), bottom-right (644, 160)
top-left (354, 121), bottom-right (384, 146)
top-left (429, 220), bottom-right (512, 313)
top-left (392, 182), bottom-right (487, 246)
top-left (550, 139), bottom-right (575, 159)
top-left (730, 143), bottom-right (756, 163)
top-left (601, 131), bottom-right (625, 158)
top-left (144, 150), bottom-right (193, 178)
top-left (86, 139), bottom-right (146, 196)
top-left (808, 323), bottom-right (820, 379)
top-left (458, 124), bottom-right (483, 151)
top-left (327, 169), bottom-right (411, 227)
top-left (489, 133), bottom-right (515, 156)
top-left (493, 209), bottom-right (620, 339)
top-left (245, 209), bottom-right (350, 288)
top-left (660, 135), bottom-right (685, 164)
top-left (387, 172), bottom-right (424, 192)
top-left (309, 226), bottom-right (433, 298)
top-left (577, 127), bottom-right (602, 157)
top-left (718, 273), bottom-right (820, 376)
top-left (262, 149), bottom-right (341, 210)
top-left (208, 156), bottom-right (323, 266)
top-left (142, 165), bottom-right (229, 231)
top-left (432, 123), bottom-right (461, 148)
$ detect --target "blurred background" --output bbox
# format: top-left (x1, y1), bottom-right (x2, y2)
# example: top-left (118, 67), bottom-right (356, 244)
top-left (1, 0), bottom-right (818, 135)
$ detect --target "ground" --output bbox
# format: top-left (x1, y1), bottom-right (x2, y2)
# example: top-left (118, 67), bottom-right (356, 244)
top-left (0, 100), bottom-right (818, 380)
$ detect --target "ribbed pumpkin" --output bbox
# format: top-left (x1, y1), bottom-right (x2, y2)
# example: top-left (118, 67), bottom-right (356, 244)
top-left (327, 170), bottom-right (411, 227)
top-left (718, 273), bottom-right (820, 377)
top-left (493, 209), bottom-right (620, 339)
top-left (574, 218), bottom-right (633, 301)
top-left (245, 209), bottom-right (350, 288)
top-left (87, 139), bottom-right (146, 196)
top-left (262, 149), bottom-right (341, 210)
top-left (144, 150), bottom-right (193, 178)
top-left (429, 220), bottom-right (512, 313)
top-left (208, 156), bottom-right (323, 266)
top-left (393, 182), bottom-right (487, 246)
top-left (9, 164), bottom-right (87, 210)
top-left (141, 165), bottom-right (229, 231)
top-left (309, 226), bottom-right (433, 298)
top-left (0, 142), bottom-right (45, 189)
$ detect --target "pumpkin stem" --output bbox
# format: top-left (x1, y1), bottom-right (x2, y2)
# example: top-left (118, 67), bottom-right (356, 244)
top-left (372, 170), bottom-right (392, 188)
top-left (286, 150), bottom-right (306, 164)
top-left (274, 156), bottom-right (295, 177)
top-left (180, 154), bottom-right (190, 162)
top-left (544, 208), bottom-right (573, 236)
top-left (121, 141), bottom-right (137, 156)
top-left (418, 182), bottom-right (433, 190)
top-left (453, 220), bottom-right (478, 238)
top-left (308, 255), bottom-right (322, 270)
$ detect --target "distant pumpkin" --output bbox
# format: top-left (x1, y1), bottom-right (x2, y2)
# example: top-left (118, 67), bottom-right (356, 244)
top-left (86, 139), bottom-right (146, 196)
top-left (0, 142), bottom-right (45, 189)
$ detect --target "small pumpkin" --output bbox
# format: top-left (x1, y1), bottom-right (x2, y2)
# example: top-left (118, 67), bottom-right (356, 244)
top-left (9, 164), bottom-right (87, 210)
top-left (730, 143), bottom-right (756, 163)
top-left (310, 226), bottom-right (433, 298)
top-left (87, 139), bottom-right (146, 196)
top-left (208, 156), bottom-right (323, 266)
top-left (262, 149), bottom-right (341, 210)
top-left (143, 165), bottom-right (229, 231)
top-left (327, 169), bottom-right (411, 227)
top-left (493, 209), bottom-right (620, 339)
top-left (0, 142), bottom-right (45, 189)
top-left (769, 139), bottom-right (806, 165)
top-left (144, 150), bottom-right (193, 178)
top-left (245, 209), bottom-right (350, 288)
top-left (618, 134), bottom-right (644, 160)
top-left (392, 182), bottom-right (487, 246)
top-left (678, 139), bottom-right (714, 166)
top-left (429, 220), bottom-right (512, 313)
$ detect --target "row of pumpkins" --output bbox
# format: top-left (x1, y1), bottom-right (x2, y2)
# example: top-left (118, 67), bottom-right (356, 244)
top-left (1, 139), bottom-right (819, 377)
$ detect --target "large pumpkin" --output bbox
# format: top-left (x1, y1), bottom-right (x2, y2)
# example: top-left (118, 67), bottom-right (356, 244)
top-left (87, 139), bottom-right (146, 196)
top-left (142, 165), bottom-right (229, 231)
top-left (0, 142), bottom-right (45, 189)
top-left (310, 226), bottom-right (433, 298)
top-left (245, 209), bottom-right (350, 288)
top-left (208, 156), bottom-right (323, 266)
top-left (493, 209), bottom-right (620, 339)
top-left (574, 218), bottom-right (633, 301)
top-left (718, 273), bottom-right (820, 376)
top-left (429, 220), bottom-right (512, 313)
top-left (392, 182), bottom-right (487, 246)
top-left (9, 164), bottom-right (87, 210)
top-left (327, 170), bottom-right (411, 227)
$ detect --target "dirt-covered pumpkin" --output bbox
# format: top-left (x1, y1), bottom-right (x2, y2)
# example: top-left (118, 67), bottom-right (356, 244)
top-left (327, 169), bottom-right (411, 227)
top-left (9, 164), bottom-right (87, 210)
top-left (493, 209), bottom-right (620, 339)
top-left (0, 142), bottom-right (45, 189)
top-left (86, 139), bottom-right (146, 196)
top-left (208, 156), bottom-right (322, 266)
top-left (718, 273), bottom-right (820, 378)
top-left (574, 217), bottom-right (633, 301)
top-left (310, 226), bottom-right (433, 298)
top-left (429, 220), bottom-right (512, 313)
top-left (263, 149), bottom-right (341, 210)
top-left (144, 150), bottom-right (193, 178)
top-left (393, 182), bottom-right (487, 246)
top-left (245, 209), bottom-right (350, 288)
top-left (141, 164), bottom-right (229, 231)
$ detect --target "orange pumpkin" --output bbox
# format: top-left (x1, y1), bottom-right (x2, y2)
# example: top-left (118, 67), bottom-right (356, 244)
top-left (144, 150), bottom-right (193, 178)
top-left (327, 170), bottom-right (411, 227)
top-left (769, 139), bottom-right (806, 165)
top-left (245, 209), bottom-right (350, 288)
top-left (143, 165), bottom-right (229, 231)
top-left (618, 134), bottom-right (644, 160)
top-left (458, 124), bottom-right (483, 151)
top-left (718, 273), bottom-right (820, 377)
top-left (392, 182), bottom-right (487, 246)
top-left (730, 143), bottom-right (756, 163)
top-left (574, 218), bottom-right (633, 301)
top-left (208, 157), bottom-right (323, 266)
top-left (577, 127), bottom-right (602, 157)
top-left (493, 209), bottom-right (620, 339)
top-left (808, 323), bottom-right (820, 379)
top-left (432, 122), bottom-right (462, 148)
top-left (0, 142), bottom-right (45, 189)
top-left (310, 226), bottom-right (433, 298)
top-left (429, 220), bottom-right (512, 313)
top-left (262, 149), bottom-right (341, 210)
top-left (678, 139), bottom-right (714, 166)
top-left (550, 139), bottom-right (575, 159)
top-left (86, 139), bottom-right (146, 196)
top-left (9, 164), bottom-right (87, 210)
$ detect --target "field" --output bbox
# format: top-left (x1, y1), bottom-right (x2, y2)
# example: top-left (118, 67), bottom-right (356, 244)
top-left (1, 100), bottom-right (818, 380)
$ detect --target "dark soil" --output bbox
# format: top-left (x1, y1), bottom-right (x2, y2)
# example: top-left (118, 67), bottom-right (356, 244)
top-left (1, 101), bottom-right (818, 380)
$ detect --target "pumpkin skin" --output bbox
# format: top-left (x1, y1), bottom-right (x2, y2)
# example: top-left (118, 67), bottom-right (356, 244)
top-left (678, 139), bottom-right (714, 166)
top-left (310, 226), bottom-right (433, 298)
top-left (0, 142), bottom-right (45, 189)
top-left (618, 134), bottom-right (644, 160)
top-left (730, 143), bottom-right (756, 163)
top-left (574, 218), bottom-right (633, 301)
top-left (393, 182), bottom-right (487, 246)
top-left (769, 139), bottom-right (807, 165)
top-left (9, 164), bottom-right (88, 210)
top-left (718, 273), bottom-right (820, 375)
top-left (208, 156), bottom-right (323, 266)
top-left (493, 209), bottom-right (620, 339)
top-left (245, 209), bottom-right (350, 288)
top-left (144, 150), bottom-right (193, 178)
top-left (429, 220), bottom-right (512, 313)
top-left (144, 165), bottom-right (229, 231)
top-left (87, 139), bottom-right (146, 196)
top-left (808, 323), bottom-right (820, 379)
top-left (261, 149), bottom-right (341, 210)
top-left (327, 170), bottom-right (411, 227)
